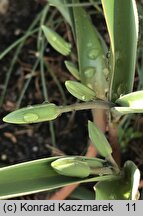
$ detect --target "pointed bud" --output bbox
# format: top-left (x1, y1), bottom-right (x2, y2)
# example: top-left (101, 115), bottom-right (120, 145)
top-left (51, 157), bottom-right (90, 178)
top-left (65, 80), bottom-right (96, 101)
top-left (42, 25), bottom-right (71, 56)
top-left (3, 103), bottom-right (61, 124)
top-left (88, 121), bottom-right (112, 158)
top-left (64, 61), bottom-right (80, 80)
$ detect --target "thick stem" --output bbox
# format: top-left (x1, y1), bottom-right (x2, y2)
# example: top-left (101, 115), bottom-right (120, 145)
top-left (90, 166), bottom-right (113, 176)
top-left (59, 100), bottom-right (114, 114)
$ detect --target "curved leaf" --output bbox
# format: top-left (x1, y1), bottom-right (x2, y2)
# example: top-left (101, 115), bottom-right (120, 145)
top-left (0, 157), bottom-right (118, 199)
top-left (113, 90), bottom-right (143, 114)
top-left (95, 160), bottom-right (140, 200)
top-left (101, 0), bottom-right (139, 101)
top-left (88, 121), bottom-right (112, 158)
top-left (72, 0), bottom-right (109, 99)
top-left (65, 61), bottom-right (80, 80)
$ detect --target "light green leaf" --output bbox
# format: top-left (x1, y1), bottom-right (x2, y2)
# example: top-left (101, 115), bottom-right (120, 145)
top-left (0, 156), bottom-right (118, 199)
top-left (51, 156), bottom-right (104, 178)
top-left (88, 121), bottom-right (112, 158)
top-left (3, 103), bottom-right (61, 124)
top-left (42, 25), bottom-right (71, 56)
top-left (101, 0), bottom-right (139, 101)
top-left (65, 61), bottom-right (80, 80)
top-left (51, 158), bottom-right (91, 178)
top-left (95, 161), bottom-right (140, 200)
top-left (65, 80), bottom-right (96, 101)
top-left (113, 90), bottom-right (143, 114)
top-left (72, 0), bottom-right (109, 99)
top-left (116, 90), bottom-right (143, 108)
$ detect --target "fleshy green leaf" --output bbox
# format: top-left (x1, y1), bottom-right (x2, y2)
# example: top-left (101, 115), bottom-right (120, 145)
top-left (113, 90), bottom-right (143, 115)
top-left (3, 103), bottom-right (61, 124)
top-left (72, 0), bottom-right (109, 99)
top-left (51, 158), bottom-right (91, 178)
top-left (95, 161), bottom-right (140, 200)
top-left (65, 80), bottom-right (96, 101)
top-left (116, 90), bottom-right (143, 108)
top-left (51, 156), bottom-right (104, 178)
top-left (0, 157), bottom-right (117, 199)
top-left (42, 25), bottom-right (71, 56)
top-left (65, 61), bottom-right (80, 80)
top-left (88, 121), bottom-right (112, 158)
top-left (101, 0), bottom-right (139, 101)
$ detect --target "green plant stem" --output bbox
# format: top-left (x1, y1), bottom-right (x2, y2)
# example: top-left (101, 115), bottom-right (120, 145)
top-left (90, 166), bottom-right (113, 176)
top-left (106, 155), bottom-right (120, 174)
top-left (60, 100), bottom-right (114, 113)
top-left (50, 2), bottom-right (99, 8)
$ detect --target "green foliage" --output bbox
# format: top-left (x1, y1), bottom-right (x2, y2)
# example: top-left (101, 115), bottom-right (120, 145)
top-left (72, 0), bottom-right (108, 99)
top-left (42, 25), bottom-right (71, 56)
top-left (118, 127), bottom-right (142, 150)
top-left (95, 161), bottom-right (140, 200)
top-left (65, 61), bottom-right (80, 80)
top-left (0, 156), bottom-right (118, 199)
top-left (1, 0), bottom-right (141, 200)
top-left (3, 103), bottom-right (61, 124)
top-left (101, 0), bottom-right (138, 101)
top-left (114, 90), bottom-right (143, 114)
top-left (65, 80), bottom-right (96, 101)
top-left (88, 121), bottom-right (112, 158)
top-left (51, 156), bottom-right (104, 178)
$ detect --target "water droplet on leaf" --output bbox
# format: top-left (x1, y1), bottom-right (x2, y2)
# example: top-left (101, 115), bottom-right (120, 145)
top-left (87, 42), bottom-right (92, 47)
top-left (88, 48), bottom-right (99, 60)
top-left (84, 67), bottom-right (96, 78)
top-left (23, 113), bottom-right (39, 123)
top-left (82, 96), bottom-right (86, 100)
top-left (52, 36), bottom-right (57, 41)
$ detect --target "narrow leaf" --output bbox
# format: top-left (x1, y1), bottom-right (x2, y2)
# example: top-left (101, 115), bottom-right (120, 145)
top-left (88, 121), bottom-right (112, 158)
top-left (0, 157), bottom-right (118, 199)
top-left (116, 90), bottom-right (143, 108)
top-left (95, 161), bottom-right (140, 200)
top-left (113, 90), bottom-right (143, 115)
top-left (72, 0), bottom-right (109, 99)
top-left (101, 0), bottom-right (139, 101)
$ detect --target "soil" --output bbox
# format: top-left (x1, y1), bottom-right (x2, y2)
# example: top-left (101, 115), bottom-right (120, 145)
top-left (0, 0), bottom-right (143, 199)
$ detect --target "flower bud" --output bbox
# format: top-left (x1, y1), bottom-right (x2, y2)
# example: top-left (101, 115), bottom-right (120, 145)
top-left (3, 103), bottom-right (61, 124)
top-left (51, 157), bottom-right (91, 178)
top-left (65, 80), bottom-right (96, 101)
top-left (42, 25), bottom-right (71, 56)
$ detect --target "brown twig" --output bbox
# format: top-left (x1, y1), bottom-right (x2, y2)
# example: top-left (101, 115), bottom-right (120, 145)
top-left (108, 122), bottom-right (121, 167)
top-left (139, 179), bottom-right (143, 189)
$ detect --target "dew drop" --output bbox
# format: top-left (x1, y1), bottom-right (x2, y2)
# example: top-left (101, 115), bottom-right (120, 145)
top-left (52, 36), bottom-right (57, 41)
top-left (103, 68), bottom-right (109, 77)
top-left (87, 42), bottom-right (92, 47)
top-left (82, 96), bottom-right (86, 100)
top-left (23, 113), bottom-right (39, 123)
top-left (88, 48), bottom-right (100, 60)
top-left (84, 67), bottom-right (96, 78)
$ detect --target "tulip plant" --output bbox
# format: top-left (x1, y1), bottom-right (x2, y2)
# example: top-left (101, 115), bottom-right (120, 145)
top-left (1, 0), bottom-right (142, 200)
